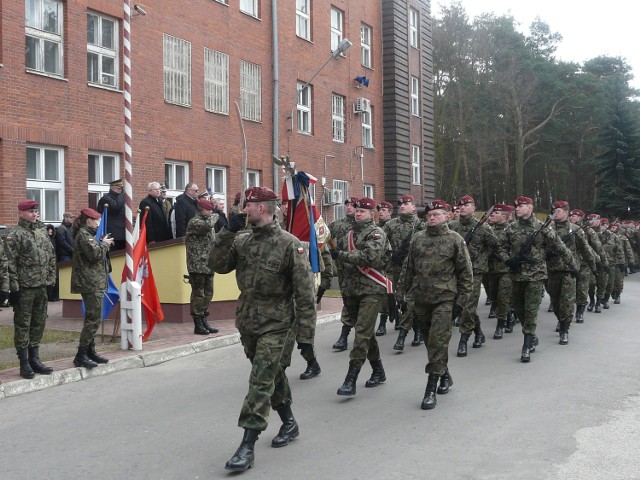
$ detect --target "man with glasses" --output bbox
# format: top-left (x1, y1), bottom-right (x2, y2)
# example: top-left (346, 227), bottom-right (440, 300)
top-left (172, 182), bottom-right (200, 238)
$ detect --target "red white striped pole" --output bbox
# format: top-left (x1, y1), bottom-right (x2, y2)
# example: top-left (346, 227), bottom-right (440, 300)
top-left (123, 0), bottom-right (134, 286)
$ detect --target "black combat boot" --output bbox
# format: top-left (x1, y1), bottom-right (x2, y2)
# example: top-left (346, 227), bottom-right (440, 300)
top-left (73, 346), bottom-right (98, 369)
top-left (337, 365), bottom-right (360, 396)
top-left (17, 348), bottom-right (35, 379)
top-left (485, 297), bottom-right (492, 306)
top-left (472, 326), bottom-right (485, 348)
top-left (493, 320), bottom-right (504, 339)
top-left (559, 322), bottom-right (569, 345)
top-left (520, 335), bottom-right (533, 363)
top-left (587, 294), bottom-right (595, 312)
top-left (411, 328), bottom-right (423, 347)
top-left (421, 374), bottom-right (439, 410)
top-left (437, 369), bottom-right (453, 395)
top-left (505, 312), bottom-right (515, 333)
top-left (193, 316), bottom-right (210, 335)
top-left (555, 321), bottom-right (560, 333)
top-left (457, 333), bottom-right (470, 357)
top-left (547, 302), bottom-right (554, 312)
top-left (28, 346), bottom-right (53, 374)
top-left (595, 299), bottom-right (602, 313)
top-left (87, 342), bottom-right (109, 364)
top-left (271, 405), bottom-right (299, 448)
top-left (225, 428), bottom-right (260, 471)
top-left (613, 291), bottom-right (621, 304)
top-left (529, 335), bottom-right (539, 353)
top-left (488, 304), bottom-right (497, 318)
top-left (299, 359), bottom-right (321, 380)
top-left (332, 325), bottom-right (351, 351)
top-left (575, 305), bottom-right (586, 324)
top-left (603, 294), bottom-right (610, 309)
top-left (393, 329), bottom-right (408, 351)
top-left (365, 360), bottom-right (386, 387)
top-left (201, 314), bottom-right (219, 333)
top-left (375, 314), bottom-right (387, 336)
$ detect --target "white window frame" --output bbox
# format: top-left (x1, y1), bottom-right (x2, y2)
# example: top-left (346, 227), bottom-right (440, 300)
top-left (331, 7), bottom-right (343, 52)
top-left (25, 0), bottom-right (64, 76)
top-left (363, 184), bottom-right (374, 199)
top-left (247, 170), bottom-right (260, 188)
top-left (88, 151), bottom-right (119, 200)
top-left (240, 0), bottom-right (259, 18)
top-left (26, 144), bottom-right (64, 223)
top-left (333, 179), bottom-right (348, 220)
top-left (206, 166), bottom-right (227, 199)
top-left (204, 48), bottom-right (229, 115)
top-left (412, 145), bottom-right (421, 185)
top-left (360, 23), bottom-right (372, 69)
top-left (297, 82), bottom-right (312, 135)
top-left (240, 60), bottom-right (262, 122)
top-left (296, 0), bottom-right (311, 41)
top-left (164, 161), bottom-right (190, 198)
top-left (163, 34), bottom-right (192, 107)
top-left (332, 93), bottom-right (345, 143)
top-left (409, 8), bottom-right (419, 49)
top-left (87, 11), bottom-right (119, 88)
top-left (361, 108), bottom-right (373, 149)
top-left (411, 76), bottom-right (420, 116)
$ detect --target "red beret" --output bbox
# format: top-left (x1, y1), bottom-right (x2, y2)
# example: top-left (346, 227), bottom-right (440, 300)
top-left (425, 200), bottom-right (448, 212)
top-left (244, 187), bottom-right (278, 203)
top-left (552, 200), bottom-right (569, 209)
top-left (570, 209), bottom-right (585, 217)
top-left (458, 195), bottom-right (475, 205)
top-left (600, 218), bottom-right (609, 224)
top-left (492, 203), bottom-right (510, 212)
top-left (345, 196), bottom-right (359, 205)
top-left (198, 199), bottom-right (215, 210)
top-left (443, 202), bottom-right (452, 212)
top-left (397, 194), bottom-right (415, 205)
top-left (355, 197), bottom-right (376, 210)
top-left (81, 207), bottom-right (101, 219)
top-left (452, 204), bottom-right (460, 211)
top-left (18, 199), bottom-right (38, 211)
top-left (234, 192), bottom-right (241, 203)
top-left (377, 201), bottom-right (393, 210)
top-left (587, 213), bottom-right (600, 220)
top-left (514, 196), bottom-right (533, 206)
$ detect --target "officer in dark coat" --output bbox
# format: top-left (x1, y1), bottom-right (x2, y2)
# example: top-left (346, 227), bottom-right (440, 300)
top-left (172, 182), bottom-right (199, 238)
top-left (97, 179), bottom-right (126, 250)
top-left (139, 182), bottom-right (172, 243)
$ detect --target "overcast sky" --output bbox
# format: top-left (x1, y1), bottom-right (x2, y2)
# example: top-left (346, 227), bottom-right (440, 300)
top-left (433, 0), bottom-right (640, 90)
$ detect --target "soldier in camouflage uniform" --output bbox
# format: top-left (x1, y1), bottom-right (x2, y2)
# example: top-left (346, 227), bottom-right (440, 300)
top-left (598, 218), bottom-right (621, 309)
top-left (546, 202), bottom-right (596, 344)
top-left (398, 200), bottom-right (473, 410)
top-left (609, 221), bottom-right (633, 303)
top-left (328, 197), bottom-right (358, 350)
top-left (5, 200), bottom-right (57, 379)
top-left (70, 208), bottom-right (114, 369)
top-left (0, 240), bottom-right (10, 310)
top-left (449, 195), bottom-right (501, 356)
top-left (209, 187), bottom-right (316, 472)
top-left (330, 197), bottom-right (391, 396)
top-left (186, 198), bottom-right (220, 335)
top-left (585, 215), bottom-right (610, 313)
top-left (499, 196), bottom-right (578, 362)
top-left (375, 201), bottom-right (394, 336)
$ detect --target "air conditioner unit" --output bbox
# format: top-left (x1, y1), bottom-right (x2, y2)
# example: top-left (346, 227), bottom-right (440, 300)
top-left (323, 189), bottom-right (343, 205)
top-left (353, 97), bottom-right (371, 114)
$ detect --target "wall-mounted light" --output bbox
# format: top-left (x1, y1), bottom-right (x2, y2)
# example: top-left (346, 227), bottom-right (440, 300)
top-left (354, 75), bottom-right (370, 88)
top-left (132, 4), bottom-right (147, 16)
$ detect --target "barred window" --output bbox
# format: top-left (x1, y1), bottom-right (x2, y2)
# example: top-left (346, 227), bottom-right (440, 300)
top-left (163, 34), bottom-right (191, 107)
top-left (240, 60), bottom-right (262, 122)
top-left (332, 93), bottom-right (345, 143)
top-left (205, 48), bottom-right (229, 115)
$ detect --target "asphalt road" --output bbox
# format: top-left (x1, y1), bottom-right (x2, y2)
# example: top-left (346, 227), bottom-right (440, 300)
top-left (1, 276), bottom-right (639, 480)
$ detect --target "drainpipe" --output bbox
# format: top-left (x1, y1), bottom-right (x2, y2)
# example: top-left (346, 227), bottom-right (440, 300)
top-left (272, 0), bottom-right (280, 192)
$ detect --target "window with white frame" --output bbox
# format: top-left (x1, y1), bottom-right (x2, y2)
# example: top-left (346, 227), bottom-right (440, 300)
top-left (297, 82), bottom-right (312, 135)
top-left (361, 24), bottom-right (372, 68)
top-left (164, 161), bottom-right (189, 197)
top-left (163, 34), bottom-right (191, 107)
top-left (330, 7), bottom-right (343, 52)
top-left (206, 166), bottom-right (227, 197)
top-left (332, 93), bottom-right (345, 143)
top-left (240, 60), bottom-right (262, 121)
top-left (361, 108), bottom-right (373, 148)
top-left (240, 0), bottom-right (259, 18)
top-left (247, 170), bottom-right (260, 188)
top-left (363, 184), bottom-right (374, 199)
top-left (412, 145), bottom-right (421, 185)
top-left (25, 0), bottom-right (64, 76)
top-left (409, 8), bottom-right (419, 49)
top-left (87, 12), bottom-right (118, 88)
top-left (296, 0), bottom-right (311, 41)
top-left (88, 152), bottom-right (118, 208)
top-left (205, 48), bottom-right (229, 115)
top-left (411, 76), bottom-right (420, 116)
top-left (26, 145), bottom-right (64, 223)
top-left (333, 179), bottom-right (348, 220)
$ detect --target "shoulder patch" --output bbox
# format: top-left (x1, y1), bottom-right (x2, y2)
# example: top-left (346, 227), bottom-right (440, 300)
top-left (372, 233), bottom-right (381, 239)
top-left (297, 246), bottom-right (305, 254)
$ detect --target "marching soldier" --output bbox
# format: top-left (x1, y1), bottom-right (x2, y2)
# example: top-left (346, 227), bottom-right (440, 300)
top-left (375, 200), bottom-right (394, 336)
top-left (609, 221), bottom-right (633, 303)
top-left (598, 218), bottom-right (621, 309)
top-left (585, 214), bottom-right (610, 313)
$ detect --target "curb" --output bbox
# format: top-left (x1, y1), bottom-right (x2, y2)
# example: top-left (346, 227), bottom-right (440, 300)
top-left (0, 311), bottom-right (341, 400)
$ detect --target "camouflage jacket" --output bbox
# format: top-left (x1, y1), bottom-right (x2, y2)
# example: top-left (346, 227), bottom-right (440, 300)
top-left (208, 221), bottom-right (316, 342)
top-left (499, 215), bottom-right (577, 282)
top-left (398, 222), bottom-right (473, 307)
top-left (186, 212), bottom-right (218, 274)
top-left (0, 240), bottom-right (9, 292)
top-left (584, 227), bottom-right (607, 268)
top-left (329, 215), bottom-right (355, 290)
top-left (488, 222), bottom-right (510, 273)
top-left (5, 218), bottom-right (56, 290)
top-left (597, 228), bottom-right (622, 265)
top-left (334, 218), bottom-right (390, 297)
top-left (71, 226), bottom-right (110, 294)
top-left (547, 221), bottom-right (597, 272)
top-left (382, 214), bottom-right (423, 274)
top-left (620, 234), bottom-right (634, 265)
top-left (449, 214), bottom-right (500, 274)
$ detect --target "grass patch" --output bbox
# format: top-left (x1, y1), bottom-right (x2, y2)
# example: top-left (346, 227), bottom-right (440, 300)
top-left (0, 325), bottom-right (79, 350)
top-left (324, 289), bottom-right (342, 298)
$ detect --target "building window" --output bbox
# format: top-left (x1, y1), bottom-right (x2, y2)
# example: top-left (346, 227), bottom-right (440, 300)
top-left (87, 12), bottom-right (119, 88)
top-left (361, 108), bottom-right (373, 148)
top-left (25, 0), bottom-right (64, 76)
top-left (363, 184), bottom-right (374, 198)
top-left (164, 161), bottom-right (189, 198)
top-left (297, 82), bottom-right (312, 135)
top-left (163, 34), bottom-right (191, 107)
top-left (411, 76), bottom-right (420, 116)
top-left (241, 60), bottom-right (262, 122)
top-left (332, 93), bottom-right (345, 143)
top-left (206, 166), bottom-right (227, 197)
top-left (88, 152), bottom-right (119, 208)
top-left (333, 179), bottom-right (348, 220)
top-left (412, 145), bottom-right (421, 185)
top-left (409, 8), bottom-right (419, 49)
top-left (205, 48), bottom-right (229, 115)
top-left (330, 7), bottom-right (344, 52)
top-left (240, 0), bottom-right (259, 18)
top-left (360, 24), bottom-right (372, 69)
top-left (296, 0), bottom-right (311, 40)
top-left (247, 170), bottom-right (260, 188)
top-left (26, 145), bottom-right (64, 223)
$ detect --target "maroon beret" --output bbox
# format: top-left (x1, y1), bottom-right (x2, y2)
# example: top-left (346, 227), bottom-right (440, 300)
top-left (600, 217), bottom-right (609, 224)
top-left (377, 201), bottom-right (393, 210)
top-left (81, 207), bottom-right (102, 219)
top-left (425, 200), bottom-right (448, 212)
top-left (198, 199), bottom-right (215, 210)
top-left (452, 203), bottom-right (460, 211)
top-left (587, 213), bottom-right (600, 221)
top-left (397, 194), bottom-right (415, 205)
top-left (552, 200), bottom-right (569, 209)
top-left (345, 196), bottom-right (359, 205)
top-left (492, 203), bottom-right (510, 212)
top-left (443, 202), bottom-right (452, 212)
top-left (18, 199), bottom-right (38, 211)
top-left (570, 209), bottom-right (585, 217)
top-left (458, 195), bottom-right (475, 205)
top-left (355, 197), bottom-right (376, 210)
top-left (514, 196), bottom-right (533, 206)
top-left (245, 187), bottom-right (278, 203)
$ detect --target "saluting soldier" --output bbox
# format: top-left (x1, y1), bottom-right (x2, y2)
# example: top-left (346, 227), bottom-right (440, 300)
top-left (96, 178), bottom-right (126, 251)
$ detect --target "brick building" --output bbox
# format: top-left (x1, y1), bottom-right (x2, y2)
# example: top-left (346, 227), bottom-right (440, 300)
top-left (0, 0), bottom-right (434, 227)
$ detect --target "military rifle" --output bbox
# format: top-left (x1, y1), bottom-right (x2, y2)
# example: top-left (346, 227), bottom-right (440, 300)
top-left (508, 210), bottom-right (558, 272)
top-left (465, 205), bottom-right (495, 244)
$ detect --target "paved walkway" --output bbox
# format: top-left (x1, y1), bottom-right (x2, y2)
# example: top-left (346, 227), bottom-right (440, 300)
top-left (0, 297), bottom-right (343, 399)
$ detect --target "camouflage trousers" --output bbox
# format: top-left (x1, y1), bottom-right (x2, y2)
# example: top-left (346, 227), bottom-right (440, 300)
top-left (511, 280), bottom-right (544, 336)
top-left (189, 273), bottom-right (214, 318)
top-left (547, 272), bottom-right (576, 324)
top-left (460, 273), bottom-right (483, 334)
top-left (343, 294), bottom-right (383, 369)
top-left (605, 266), bottom-right (616, 295)
top-left (613, 265), bottom-right (625, 293)
top-left (485, 272), bottom-right (512, 321)
top-left (238, 328), bottom-right (296, 431)
top-left (589, 269), bottom-right (608, 300)
top-left (79, 292), bottom-right (103, 347)
top-left (576, 265), bottom-right (591, 306)
top-left (399, 294), bottom-right (418, 331)
top-left (415, 301), bottom-right (453, 376)
top-left (13, 286), bottom-right (48, 350)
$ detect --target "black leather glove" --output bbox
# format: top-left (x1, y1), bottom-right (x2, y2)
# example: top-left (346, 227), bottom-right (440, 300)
top-left (330, 248), bottom-right (340, 260)
top-left (9, 290), bottom-right (21, 306)
top-left (227, 213), bottom-right (247, 233)
top-left (452, 304), bottom-right (463, 320)
top-left (398, 300), bottom-right (408, 314)
top-left (0, 290), bottom-right (9, 305)
top-left (297, 343), bottom-right (313, 356)
top-left (505, 258), bottom-right (520, 270)
top-left (316, 287), bottom-right (326, 305)
top-left (618, 264), bottom-right (626, 273)
top-left (570, 270), bottom-right (582, 282)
